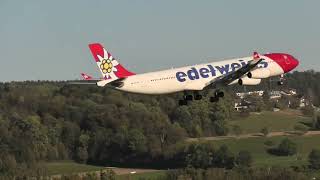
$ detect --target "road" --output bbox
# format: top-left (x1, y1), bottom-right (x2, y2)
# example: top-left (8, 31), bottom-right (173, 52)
top-left (106, 167), bottom-right (162, 175)
top-left (187, 130), bottom-right (320, 142)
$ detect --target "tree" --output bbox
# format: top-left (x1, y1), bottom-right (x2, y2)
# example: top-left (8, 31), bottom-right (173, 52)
top-left (294, 124), bottom-right (308, 135)
top-left (61, 121), bottom-right (80, 156)
top-left (76, 147), bottom-right (88, 163)
top-left (79, 133), bottom-right (90, 148)
top-left (264, 140), bottom-right (274, 147)
top-left (287, 96), bottom-right (300, 109)
top-left (212, 145), bottom-right (235, 169)
top-left (236, 151), bottom-right (252, 167)
top-left (101, 169), bottom-right (116, 180)
top-left (185, 143), bottom-right (215, 169)
top-left (312, 112), bottom-right (320, 130)
top-left (0, 153), bottom-right (17, 175)
top-left (246, 95), bottom-right (265, 112)
top-left (76, 133), bottom-right (90, 163)
top-left (301, 105), bottom-right (314, 117)
top-left (171, 106), bottom-right (193, 136)
top-left (128, 129), bottom-right (147, 153)
top-left (260, 127), bottom-right (269, 137)
top-left (270, 138), bottom-right (297, 156)
top-left (308, 149), bottom-right (320, 170)
top-left (213, 120), bottom-right (229, 136)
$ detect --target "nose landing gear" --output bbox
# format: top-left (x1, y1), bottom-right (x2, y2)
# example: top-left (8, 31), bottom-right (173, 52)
top-left (277, 74), bottom-right (285, 86)
top-left (277, 81), bottom-right (284, 86)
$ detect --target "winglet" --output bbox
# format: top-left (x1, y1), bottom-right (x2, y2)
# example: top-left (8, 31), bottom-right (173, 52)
top-left (81, 73), bottom-right (93, 80)
top-left (253, 52), bottom-right (260, 60)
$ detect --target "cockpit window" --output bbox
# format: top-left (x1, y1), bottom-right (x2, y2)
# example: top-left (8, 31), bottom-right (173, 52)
top-left (283, 55), bottom-right (291, 64)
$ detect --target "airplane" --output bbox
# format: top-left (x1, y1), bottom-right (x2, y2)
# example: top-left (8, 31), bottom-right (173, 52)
top-left (81, 43), bottom-right (299, 105)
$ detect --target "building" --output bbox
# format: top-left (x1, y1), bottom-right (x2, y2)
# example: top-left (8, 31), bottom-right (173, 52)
top-left (234, 100), bottom-right (252, 111)
top-left (236, 90), bottom-right (264, 99)
top-left (269, 91), bottom-right (282, 99)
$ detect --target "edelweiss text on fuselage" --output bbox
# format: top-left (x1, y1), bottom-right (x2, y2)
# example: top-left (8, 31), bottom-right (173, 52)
top-left (175, 59), bottom-right (268, 82)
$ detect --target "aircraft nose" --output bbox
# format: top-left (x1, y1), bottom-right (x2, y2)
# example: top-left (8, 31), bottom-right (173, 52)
top-left (264, 53), bottom-right (299, 73)
top-left (284, 54), bottom-right (299, 72)
top-left (291, 56), bottom-right (299, 69)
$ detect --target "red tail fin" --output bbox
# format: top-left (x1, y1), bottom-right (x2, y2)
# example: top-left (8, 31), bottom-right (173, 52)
top-left (88, 43), bottom-right (135, 80)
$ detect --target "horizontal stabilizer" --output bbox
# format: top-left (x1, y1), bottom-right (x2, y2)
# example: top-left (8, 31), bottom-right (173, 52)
top-left (96, 79), bottom-right (117, 87)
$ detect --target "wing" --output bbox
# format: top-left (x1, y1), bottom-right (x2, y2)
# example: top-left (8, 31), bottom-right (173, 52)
top-left (68, 73), bottom-right (100, 85)
top-left (69, 74), bottom-right (125, 87)
top-left (68, 80), bottom-right (98, 85)
top-left (204, 52), bottom-right (263, 89)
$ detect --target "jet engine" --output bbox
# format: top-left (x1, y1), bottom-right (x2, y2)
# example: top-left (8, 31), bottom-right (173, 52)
top-left (247, 69), bottom-right (271, 79)
top-left (238, 77), bottom-right (261, 85)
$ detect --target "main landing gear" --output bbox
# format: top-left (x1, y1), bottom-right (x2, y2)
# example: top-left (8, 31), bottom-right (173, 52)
top-left (178, 90), bottom-right (224, 106)
top-left (210, 90), bottom-right (224, 103)
top-left (178, 92), bottom-right (203, 106)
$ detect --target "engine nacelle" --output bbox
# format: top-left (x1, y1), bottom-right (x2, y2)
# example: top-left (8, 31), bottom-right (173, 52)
top-left (238, 77), bottom-right (261, 85)
top-left (247, 69), bottom-right (271, 79)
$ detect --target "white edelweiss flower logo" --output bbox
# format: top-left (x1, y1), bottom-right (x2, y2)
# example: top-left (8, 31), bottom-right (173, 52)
top-left (97, 49), bottom-right (119, 79)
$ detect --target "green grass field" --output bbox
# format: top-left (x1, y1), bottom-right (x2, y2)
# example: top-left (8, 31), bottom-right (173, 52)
top-left (229, 110), bottom-right (311, 134)
top-left (44, 110), bottom-right (318, 178)
top-left (45, 161), bottom-right (164, 179)
top-left (44, 137), bottom-right (320, 179)
top-left (116, 171), bottom-right (166, 180)
top-left (44, 161), bottom-right (104, 175)
top-left (207, 134), bottom-right (320, 167)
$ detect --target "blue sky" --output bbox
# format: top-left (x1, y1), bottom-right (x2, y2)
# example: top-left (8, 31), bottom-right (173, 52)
top-left (0, 0), bottom-right (319, 81)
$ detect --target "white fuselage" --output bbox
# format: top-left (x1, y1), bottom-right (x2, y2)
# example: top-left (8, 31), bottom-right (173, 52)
top-left (116, 55), bottom-right (284, 94)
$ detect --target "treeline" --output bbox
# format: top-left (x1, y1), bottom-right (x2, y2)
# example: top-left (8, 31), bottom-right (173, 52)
top-left (0, 70), bottom-right (319, 177)
top-left (229, 70), bottom-right (320, 116)
top-left (286, 70), bottom-right (320, 106)
top-left (253, 70), bottom-right (320, 107)
top-left (0, 81), bottom-right (234, 176)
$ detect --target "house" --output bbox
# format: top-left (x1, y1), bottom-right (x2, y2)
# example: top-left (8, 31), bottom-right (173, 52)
top-left (269, 91), bottom-right (282, 99)
top-left (236, 90), bottom-right (264, 99)
top-left (299, 97), bottom-right (309, 107)
top-left (281, 89), bottom-right (297, 96)
top-left (234, 100), bottom-right (252, 111)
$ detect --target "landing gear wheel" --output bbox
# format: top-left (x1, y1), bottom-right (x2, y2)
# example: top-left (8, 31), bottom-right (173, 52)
top-left (194, 94), bottom-right (202, 100)
top-left (210, 90), bottom-right (224, 103)
top-left (210, 96), bottom-right (219, 102)
top-left (218, 91), bottom-right (224, 98)
top-left (277, 81), bottom-right (284, 86)
top-left (184, 95), bottom-right (193, 101)
top-left (179, 99), bottom-right (188, 106)
top-left (214, 91), bottom-right (224, 98)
